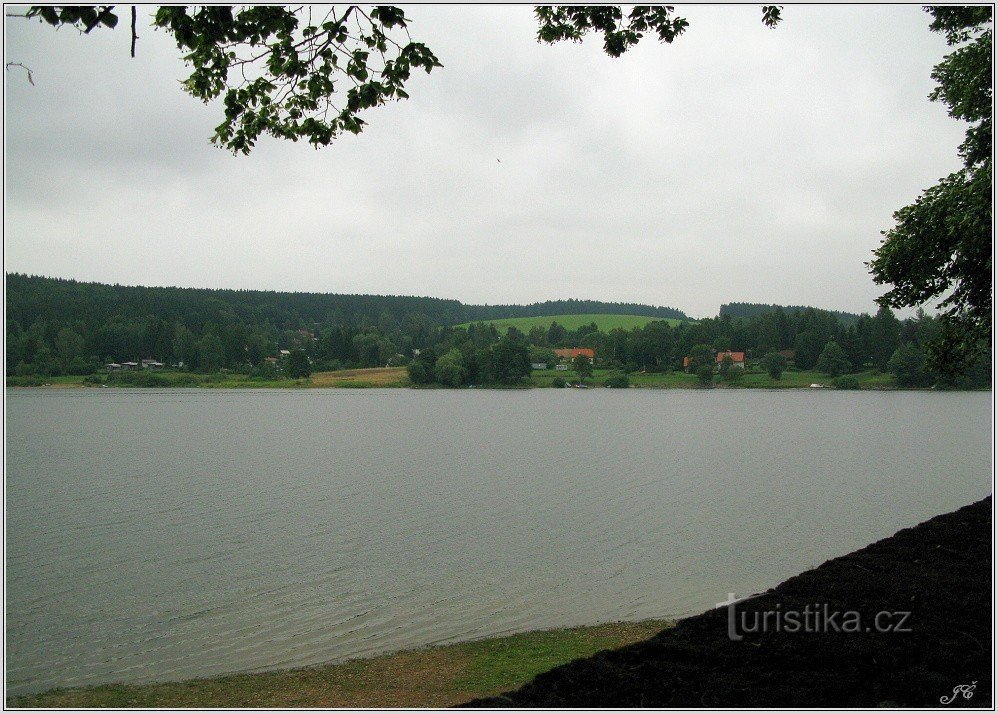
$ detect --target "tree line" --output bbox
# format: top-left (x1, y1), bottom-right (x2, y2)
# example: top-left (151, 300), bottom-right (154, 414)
top-left (4, 274), bottom-right (680, 378)
top-left (6, 273), bottom-right (988, 388)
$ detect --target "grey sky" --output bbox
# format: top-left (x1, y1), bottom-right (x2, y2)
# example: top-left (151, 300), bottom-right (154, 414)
top-left (4, 5), bottom-right (965, 318)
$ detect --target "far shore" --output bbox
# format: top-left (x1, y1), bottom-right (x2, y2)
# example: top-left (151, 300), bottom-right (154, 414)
top-left (5, 366), bottom-right (988, 392)
top-left (8, 619), bottom-right (672, 708)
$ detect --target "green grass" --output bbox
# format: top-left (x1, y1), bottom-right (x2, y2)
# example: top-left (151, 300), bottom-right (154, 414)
top-left (10, 619), bottom-right (672, 709)
top-left (455, 314), bottom-right (683, 332)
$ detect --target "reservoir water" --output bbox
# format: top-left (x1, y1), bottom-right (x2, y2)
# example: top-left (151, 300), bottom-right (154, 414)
top-left (6, 388), bottom-right (992, 695)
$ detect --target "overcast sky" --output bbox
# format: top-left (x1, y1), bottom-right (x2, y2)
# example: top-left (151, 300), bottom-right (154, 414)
top-left (4, 5), bottom-right (966, 318)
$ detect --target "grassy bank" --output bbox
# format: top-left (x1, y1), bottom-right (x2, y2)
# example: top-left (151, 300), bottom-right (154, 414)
top-left (10, 619), bottom-right (671, 708)
top-left (530, 367), bottom-right (898, 389)
top-left (6, 368), bottom-right (408, 390)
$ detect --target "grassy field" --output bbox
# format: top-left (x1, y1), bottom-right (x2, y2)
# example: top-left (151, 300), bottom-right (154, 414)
top-left (454, 314), bottom-right (683, 332)
top-left (309, 367), bottom-right (408, 388)
top-left (10, 619), bottom-right (671, 708)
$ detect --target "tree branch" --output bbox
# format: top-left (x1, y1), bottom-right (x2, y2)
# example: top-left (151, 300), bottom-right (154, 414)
top-left (5, 62), bottom-right (35, 85)
top-left (130, 6), bottom-right (137, 58)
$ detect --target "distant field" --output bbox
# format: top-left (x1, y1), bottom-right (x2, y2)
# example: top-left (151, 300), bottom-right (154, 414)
top-left (455, 314), bottom-right (683, 332)
top-left (309, 367), bottom-right (408, 388)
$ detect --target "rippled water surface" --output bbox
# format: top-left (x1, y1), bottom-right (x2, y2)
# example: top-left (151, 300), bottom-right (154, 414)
top-left (6, 388), bottom-right (992, 695)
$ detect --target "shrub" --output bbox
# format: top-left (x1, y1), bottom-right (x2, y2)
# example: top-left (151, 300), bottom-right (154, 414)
top-left (833, 375), bottom-right (860, 390)
top-left (760, 352), bottom-right (788, 380)
top-left (603, 373), bottom-right (630, 388)
top-left (551, 376), bottom-right (566, 388)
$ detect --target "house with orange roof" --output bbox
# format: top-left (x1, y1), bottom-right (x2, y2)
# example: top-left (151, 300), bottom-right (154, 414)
top-left (553, 347), bottom-right (594, 363)
top-left (716, 350), bottom-right (746, 369)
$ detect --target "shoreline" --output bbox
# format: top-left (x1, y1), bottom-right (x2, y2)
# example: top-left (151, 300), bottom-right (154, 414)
top-left (8, 619), bottom-right (673, 708)
top-left (5, 366), bottom-right (988, 392)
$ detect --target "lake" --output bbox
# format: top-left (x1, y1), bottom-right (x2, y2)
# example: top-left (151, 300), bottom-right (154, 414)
top-left (5, 388), bottom-right (992, 696)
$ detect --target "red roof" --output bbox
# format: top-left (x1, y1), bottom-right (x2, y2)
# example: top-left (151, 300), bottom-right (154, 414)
top-left (716, 351), bottom-right (745, 363)
top-left (553, 348), bottom-right (595, 359)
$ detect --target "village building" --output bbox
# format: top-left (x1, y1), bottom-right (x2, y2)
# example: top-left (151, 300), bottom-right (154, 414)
top-left (552, 347), bottom-right (595, 363)
top-left (716, 351), bottom-right (746, 369)
top-left (531, 362), bottom-right (548, 370)
top-left (141, 359), bottom-right (164, 370)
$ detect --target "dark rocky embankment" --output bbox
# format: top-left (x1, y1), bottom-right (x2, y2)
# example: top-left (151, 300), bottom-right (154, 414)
top-left (465, 497), bottom-right (992, 708)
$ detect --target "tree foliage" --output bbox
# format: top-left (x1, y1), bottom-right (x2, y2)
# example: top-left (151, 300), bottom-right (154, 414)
top-left (887, 343), bottom-right (930, 388)
top-left (869, 6), bottom-right (992, 373)
top-left (23, 5), bottom-right (442, 154)
top-left (572, 352), bottom-right (594, 384)
top-left (815, 340), bottom-right (851, 378)
top-left (286, 348), bottom-right (311, 378)
top-left (760, 351), bottom-right (787, 380)
top-left (434, 348), bottom-right (466, 387)
top-left (535, 5), bottom-right (781, 57)
top-left (18, 5), bottom-right (784, 153)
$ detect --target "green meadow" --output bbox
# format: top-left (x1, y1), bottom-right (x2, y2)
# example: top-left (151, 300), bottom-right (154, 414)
top-left (454, 314), bottom-right (684, 332)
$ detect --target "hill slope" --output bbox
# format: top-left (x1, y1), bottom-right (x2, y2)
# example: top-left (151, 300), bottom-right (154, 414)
top-left (6, 274), bottom-right (686, 329)
top-left (720, 302), bottom-right (861, 324)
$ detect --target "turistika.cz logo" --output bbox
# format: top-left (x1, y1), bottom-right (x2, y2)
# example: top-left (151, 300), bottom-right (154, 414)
top-left (716, 593), bottom-right (912, 642)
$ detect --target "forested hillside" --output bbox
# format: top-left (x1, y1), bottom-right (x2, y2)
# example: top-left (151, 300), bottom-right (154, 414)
top-left (720, 302), bottom-right (860, 325)
top-left (5, 274), bottom-right (989, 389)
top-left (466, 300), bottom-right (686, 321)
top-left (4, 274), bottom-right (683, 376)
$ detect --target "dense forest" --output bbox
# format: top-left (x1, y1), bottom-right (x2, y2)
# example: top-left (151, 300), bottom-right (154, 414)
top-left (719, 302), bottom-right (860, 325)
top-left (5, 273), bottom-right (989, 388)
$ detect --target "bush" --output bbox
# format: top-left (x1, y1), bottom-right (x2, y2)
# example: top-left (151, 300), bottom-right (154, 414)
top-left (833, 375), bottom-right (860, 390)
top-left (603, 373), bottom-right (630, 388)
top-left (695, 364), bottom-right (715, 387)
top-left (760, 352), bottom-right (788, 380)
top-left (251, 361), bottom-right (279, 380)
top-left (551, 376), bottom-right (566, 388)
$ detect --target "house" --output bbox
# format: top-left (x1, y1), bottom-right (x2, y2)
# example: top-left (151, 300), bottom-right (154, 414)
top-left (121, 361), bottom-right (138, 370)
top-left (552, 347), bottom-right (595, 363)
top-left (141, 359), bottom-right (164, 370)
top-left (716, 351), bottom-right (746, 369)
top-left (682, 356), bottom-right (692, 370)
top-left (105, 363), bottom-right (122, 371)
top-left (279, 349), bottom-right (291, 357)
top-left (264, 356), bottom-right (279, 365)
top-left (554, 364), bottom-right (569, 371)
top-left (530, 362), bottom-right (548, 370)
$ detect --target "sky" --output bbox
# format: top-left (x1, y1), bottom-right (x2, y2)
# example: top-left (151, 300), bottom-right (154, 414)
top-left (3, 5), bottom-right (967, 318)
